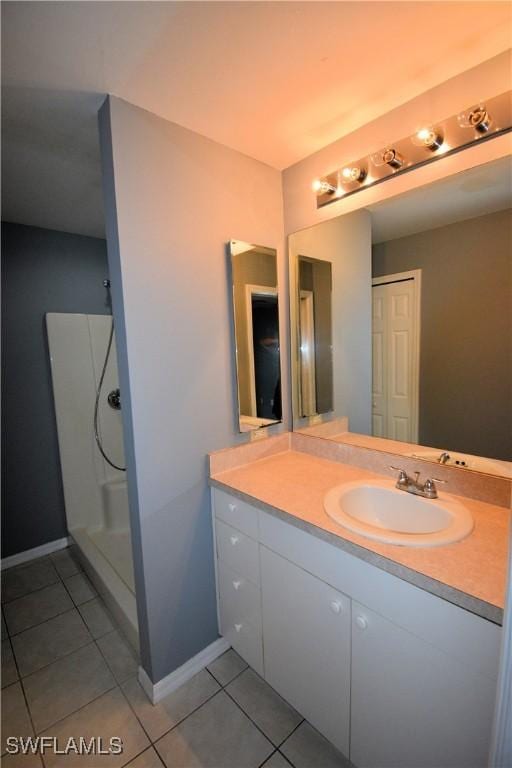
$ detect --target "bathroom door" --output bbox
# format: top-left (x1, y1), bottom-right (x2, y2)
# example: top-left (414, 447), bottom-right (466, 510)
top-left (371, 271), bottom-right (420, 443)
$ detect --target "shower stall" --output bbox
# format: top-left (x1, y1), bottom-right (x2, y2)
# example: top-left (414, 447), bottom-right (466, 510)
top-left (46, 309), bottom-right (138, 649)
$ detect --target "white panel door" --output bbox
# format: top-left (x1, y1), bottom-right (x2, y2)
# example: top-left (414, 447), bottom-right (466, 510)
top-left (371, 286), bottom-right (386, 437)
top-left (299, 290), bottom-right (317, 417)
top-left (261, 546), bottom-right (351, 756)
top-left (351, 601), bottom-right (497, 768)
top-left (372, 275), bottom-right (419, 442)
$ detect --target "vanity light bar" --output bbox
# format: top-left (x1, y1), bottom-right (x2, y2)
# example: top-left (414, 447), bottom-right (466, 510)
top-left (312, 90), bottom-right (512, 208)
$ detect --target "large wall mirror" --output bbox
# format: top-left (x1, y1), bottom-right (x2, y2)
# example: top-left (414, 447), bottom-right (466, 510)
top-left (289, 156), bottom-right (512, 477)
top-left (230, 239), bottom-right (282, 433)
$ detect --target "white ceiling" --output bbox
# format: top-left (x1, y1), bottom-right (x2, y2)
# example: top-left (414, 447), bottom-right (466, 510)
top-left (370, 156), bottom-right (512, 243)
top-left (2, 1), bottom-right (511, 237)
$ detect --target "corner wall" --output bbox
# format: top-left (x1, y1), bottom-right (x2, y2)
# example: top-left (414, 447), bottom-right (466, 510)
top-left (1, 222), bottom-right (109, 558)
top-left (98, 97), bottom-right (285, 683)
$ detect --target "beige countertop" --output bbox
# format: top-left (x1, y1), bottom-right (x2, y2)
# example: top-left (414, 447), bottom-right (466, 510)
top-left (210, 448), bottom-right (510, 625)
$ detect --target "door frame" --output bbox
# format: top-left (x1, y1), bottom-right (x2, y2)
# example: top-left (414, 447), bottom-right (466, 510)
top-left (371, 269), bottom-right (421, 443)
top-left (245, 284), bottom-right (278, 416)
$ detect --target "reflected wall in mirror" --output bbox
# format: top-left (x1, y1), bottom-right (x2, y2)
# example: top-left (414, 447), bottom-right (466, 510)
top-left (289, 157), bottom-right (512, 477)
top-left (230, 239), bottom-right (282, 433)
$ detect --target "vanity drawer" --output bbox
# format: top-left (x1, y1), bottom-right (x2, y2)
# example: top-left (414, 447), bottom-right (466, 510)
top-left (217, 560), bottom-right (262, 632)
top-left (219, 596), bottom-right (263, 677)
top-left (216, 519), bottom-right (260, 585)
top-left (213, 488), bottom-right (259, 539)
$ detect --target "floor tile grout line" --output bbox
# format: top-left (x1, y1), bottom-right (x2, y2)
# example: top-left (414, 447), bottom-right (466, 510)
top-left (122, 663), bottom-right (294, 753)
top-left (93, 627), bottom-right (139, 686)
top-left (28, 680), bottom-right (120, 737)
top-left (117, 676), bottom-right (161, 744)
top-left (5, 601), bottom-right (76, 640)
top-left (16, 668), bottom-right (39, 744)
top-left (18, 637), bottom-right (105, 693)
top-left (218, 665), bottom-right (305, 751)
top-left (12, 626), bottom-right (95, 682)
top-left (8, 593), bottom-right (117, 679)
top-left (2, 633), bottom-right (21, 689)
top-left (77, 593), bottom-right (120, 640)
top-left (1, 576), bottom-right (63, 609)
top-left (16, 633), bottom-right (118, 736)
top-left (59, 571), bottom-right (98, 609)
top-left (276, 747), bottom-right (298, 768)
top-left (256, 748), bottom-right (278, 768)
top-left (221, 683), bottom-right (287, 750)
top-left (276, 718), bottom-right (305, 749)
top-left (115, 662), bottom-right (236, 748)
top-left (120, 743), bottom-right (165, 768)
top-left (205, 659), bottom-right (249, 689)
top-left (146, 685), bottom-right (226, 747)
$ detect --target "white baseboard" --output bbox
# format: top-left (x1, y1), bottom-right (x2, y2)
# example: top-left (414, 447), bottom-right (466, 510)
top-left (138, 636), bottom-right (230, 704)
top-left (1, 537), bottom-right (70, 570)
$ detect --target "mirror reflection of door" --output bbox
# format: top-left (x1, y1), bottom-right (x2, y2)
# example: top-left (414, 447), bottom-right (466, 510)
top-left (230, 240), bottom-right (282, 433)
top-left (371, 271), bottom-right (420, 443)
top-left (247, 288), bottom-right (281, 421)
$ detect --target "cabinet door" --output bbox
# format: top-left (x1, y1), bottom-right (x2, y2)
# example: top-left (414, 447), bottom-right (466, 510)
top-left (261, 546), bottom-right (351, 756)
top-left (351, 601), bottom-right (497, 768)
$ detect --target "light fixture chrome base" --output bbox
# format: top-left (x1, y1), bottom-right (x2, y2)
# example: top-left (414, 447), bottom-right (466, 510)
top-left (313, 90), bottom-right (511, 208)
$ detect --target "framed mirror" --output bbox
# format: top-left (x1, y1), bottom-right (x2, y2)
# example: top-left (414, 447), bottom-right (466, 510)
top-left (230, 239), bottom-right (282, 433)
top-left (289, 157), bottom-right (512, 477)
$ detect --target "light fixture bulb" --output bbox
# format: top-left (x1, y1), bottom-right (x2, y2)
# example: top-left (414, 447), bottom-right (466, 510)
top-left (312, 179), bottom-right (336, 195)
top-left (412, 126), bottom-right (444, 151)
top-left (458, 105), bottom-right (492, 134)
top-left (341, 166), bottom-right (367, 183)
top-left (371, 148), bottom-right (404, 170)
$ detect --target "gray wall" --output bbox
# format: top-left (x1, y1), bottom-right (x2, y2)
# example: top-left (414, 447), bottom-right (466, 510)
top-left (372, 208), bottom-right (512, 460)
top-left (98, 96), bottom-right (285, 684)
top-left (1, 222), bottom-right (110, 558)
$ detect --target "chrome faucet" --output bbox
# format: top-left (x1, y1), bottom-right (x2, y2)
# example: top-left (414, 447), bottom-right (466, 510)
top-left (438, 452), bottom-right (451, 465)
top-left (389, 466), bottom-right (446, 499)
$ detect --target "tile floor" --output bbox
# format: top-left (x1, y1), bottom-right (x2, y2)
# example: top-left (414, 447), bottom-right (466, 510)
top-left (1, 547), bottom-right (351, 767)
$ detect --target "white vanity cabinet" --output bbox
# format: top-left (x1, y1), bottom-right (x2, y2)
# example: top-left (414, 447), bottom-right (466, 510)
top-left (350, 601), bottom-right (498, 768)
top-left (212, 489), bottom-right (263, 676)
top-left (211, 487), bottom-right (501, 767)
top-left (261, 546), bottom-right (351, 755)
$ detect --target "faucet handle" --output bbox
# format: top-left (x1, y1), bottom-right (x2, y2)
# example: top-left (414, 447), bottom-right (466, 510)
top-left (423, 477), bottom-right (447, 496)
top-left (389, 465), bottom-right (409, 483)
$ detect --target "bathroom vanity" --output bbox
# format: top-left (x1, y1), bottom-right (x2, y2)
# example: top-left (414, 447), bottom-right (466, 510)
top-left (209, 441), bottom-right (508, 768)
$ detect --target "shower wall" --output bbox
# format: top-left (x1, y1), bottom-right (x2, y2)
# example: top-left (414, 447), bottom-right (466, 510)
top-left (46, 313), bottom-right (125, 532)
top-left (47, 312), bottom-right (137, 646)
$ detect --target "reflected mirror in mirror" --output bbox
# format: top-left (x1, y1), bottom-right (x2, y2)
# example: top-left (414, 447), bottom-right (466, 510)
top-left (230, 239), bottom-right (282, 433)
top-left (297, 256), bottom-right (333, 417)
top-left (289, 157), bottom-right (512, 477)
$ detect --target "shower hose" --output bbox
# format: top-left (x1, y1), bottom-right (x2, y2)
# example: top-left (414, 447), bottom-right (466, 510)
top-left (93, 316), bottom-right (126, 472)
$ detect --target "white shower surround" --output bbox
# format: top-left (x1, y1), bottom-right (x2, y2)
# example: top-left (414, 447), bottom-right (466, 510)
top-left (46, 312), bottom-right (138, 649)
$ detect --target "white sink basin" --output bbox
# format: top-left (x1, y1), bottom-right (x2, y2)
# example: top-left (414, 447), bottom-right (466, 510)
top-left (323, 478), bottom-right (473, 547)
